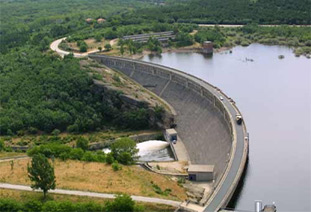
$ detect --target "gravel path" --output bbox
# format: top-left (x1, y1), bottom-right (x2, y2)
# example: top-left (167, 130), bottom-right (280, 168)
top-left (0, 183), bottom-right (181, 206)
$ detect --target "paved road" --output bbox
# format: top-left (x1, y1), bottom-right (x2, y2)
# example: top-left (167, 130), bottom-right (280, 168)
top-left (50, 37), bottom-right (99, 58)
top-left (0, 156), bottom-right (29, 163)
top-left (0, 183), bottom-right (181, 207)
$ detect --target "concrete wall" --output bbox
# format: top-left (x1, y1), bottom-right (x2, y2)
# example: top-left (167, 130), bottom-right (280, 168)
top-left (90, 55), bottom-right (233, 184)
top-left (189, 172), bottom-right (214, 181)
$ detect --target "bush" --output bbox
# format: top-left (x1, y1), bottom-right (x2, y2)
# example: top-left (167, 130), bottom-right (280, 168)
top-left (69, 148), bottom-right (84, 160)
top-left (95, 151), bottom-right (106, 162)
top-left (51, 129), bottom-right (60, 136)
top-left (0, 140), bottom-right (4, 151)
top-left (80, 45), bottom-right (87, 52)
top-left (106, 152), bottom-right (114, 164)
top-left (81, 151), bottom-right (97, 162)
top-left (121, 109), bottom-right (149, 130)
top-left (0, 199), bottom-right (22, 212)
top-left (28, 127), bottom-right (38, 134)
top-left (95, 34), bottom-right (102, 42)
top-left (106, 194), bottom-right (135, 212)
top-left (76, 137), bottom-right (89, 151)
top-left (59, 152), bottom-right (70, 161)
top-left (117, 152), bottom-right (132, 165)
top-left (27, 144), bottom-right (71, 158)
top-left (112, 161), bottom-right (121, 171)
top-left (24, 200), bottom-right (42, 212)
top-left (0, 198), bottom-right (108, 212)
top-left (104, 44), bottom-right (112, 51)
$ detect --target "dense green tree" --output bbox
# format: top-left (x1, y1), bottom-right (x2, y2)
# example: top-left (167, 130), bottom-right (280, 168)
top-left (104, 43), bottom-right (112, 51)
top-left (110, 138), bottom-right (138, 165)
top-left (27, 154), bottom-right (56, 199)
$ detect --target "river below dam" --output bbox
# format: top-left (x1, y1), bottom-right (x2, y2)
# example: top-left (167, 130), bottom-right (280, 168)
top-left (142, 44), bottom-right (311, 211)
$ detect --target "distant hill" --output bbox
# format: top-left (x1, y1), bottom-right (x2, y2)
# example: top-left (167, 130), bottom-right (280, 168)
top-left (124, 0), bottom-right (311, 24)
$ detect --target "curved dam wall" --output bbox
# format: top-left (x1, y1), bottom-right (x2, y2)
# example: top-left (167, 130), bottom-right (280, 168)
top-left (89, 54), bottom-right (248, 211)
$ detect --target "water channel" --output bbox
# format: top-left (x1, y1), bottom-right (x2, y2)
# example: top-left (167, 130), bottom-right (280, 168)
top-left (103, 140), bottom-right (174, 162)
top-left (142, 44), bottom-right (311, 211)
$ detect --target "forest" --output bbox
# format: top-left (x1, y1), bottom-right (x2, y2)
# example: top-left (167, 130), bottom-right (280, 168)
top-left (121, 0), bottom-right (311, 25)
top-left (1, 0), bottom-right (310, 135)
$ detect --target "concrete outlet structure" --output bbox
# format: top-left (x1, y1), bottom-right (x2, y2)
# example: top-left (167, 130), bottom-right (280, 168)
top-left (165, 128), bottom-right (178, 142)
top-left (188, 165), bottom-right (214, 181)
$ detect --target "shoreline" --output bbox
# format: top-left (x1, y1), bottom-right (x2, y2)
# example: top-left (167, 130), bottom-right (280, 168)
top-left (108, 45), bottom-right (233, 60)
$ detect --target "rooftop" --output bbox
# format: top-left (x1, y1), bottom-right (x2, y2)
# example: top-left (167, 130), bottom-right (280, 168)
top-left (166, 128), bottom-right (177, 135)
top-left (188, 165), bottom-right (214, 173)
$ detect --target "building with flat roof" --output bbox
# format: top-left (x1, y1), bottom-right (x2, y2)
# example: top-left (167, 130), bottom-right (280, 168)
top-left (165, 128), bottom-right (177, 142)
top-left (202, 41), bottom-right (213, 54)
top-left (188, 164), bottom-right (214, 181)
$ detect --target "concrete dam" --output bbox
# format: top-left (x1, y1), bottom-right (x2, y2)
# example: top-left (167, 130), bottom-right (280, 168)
top-left (89, 54), bottom-right (249, 211)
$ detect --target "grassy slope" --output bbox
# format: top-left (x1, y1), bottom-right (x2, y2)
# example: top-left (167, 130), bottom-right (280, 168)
top-left (0, 158), bottom-right (186, 201)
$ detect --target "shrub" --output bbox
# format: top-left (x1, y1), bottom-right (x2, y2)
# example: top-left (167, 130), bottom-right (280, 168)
top-left (106, 194), bottom-right (135, 212)
top-left (95, 151), bottom-right (106, 162)
top-left (112, 74), bottom-right (121, 82)
top-left (59, 152), bottom-right (70, 161)
top-left (112, 161), bottom-right (121, 171)
top-left (28, 127), bottom-right (38, 134)
top-left (177, 177), bottom-right (185, 187)
top-left (0, 139), bottom-right (4, 151)
top-left (0, 199), bottom-right (107, 212)
top-left (80, 45), bottom-right (87, 52)
top-left (27, 144), bottom-right (71, 158)
top-left (81, 151), bottom-right (97, 162)
top-left (24, 200), bottom-right (42, 212)
top-left (69, 148), bottom-right (84, 160)
top-left (104, 43), bottom-right (112, 51)
top-left (117, 152), bottom-right (132, 165)
top-left (106, 152), bottom-right (114, 164)
top-left (76, 137), bottom-right (89, 151)
top-left (154, 105), bottom-right (164, 121)
top-left (95, 34), bottom-right (102, 42)
top-left (0, 199), bottom-right (22, 212)
top-left (51, 129), bottom-right (60, 136)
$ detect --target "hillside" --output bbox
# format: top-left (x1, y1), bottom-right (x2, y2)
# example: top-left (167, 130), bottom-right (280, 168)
top-left (122, 0), bottom-right (311, 25)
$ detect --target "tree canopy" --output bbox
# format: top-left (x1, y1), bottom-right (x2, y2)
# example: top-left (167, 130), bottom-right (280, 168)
top-left (110, 138), bottom-right (138, 165)
top-left (27, 154), bottom-right (56, 198)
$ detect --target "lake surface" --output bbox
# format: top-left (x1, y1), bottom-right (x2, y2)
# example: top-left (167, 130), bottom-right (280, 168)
top-left (142, 44), bottom-right (311, 211)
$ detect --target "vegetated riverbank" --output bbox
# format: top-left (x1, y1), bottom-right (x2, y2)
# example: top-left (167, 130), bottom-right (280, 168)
top-left (82, 25), bottom-right (311, 59)
top-left (213, 25), bottom-right (311, 58)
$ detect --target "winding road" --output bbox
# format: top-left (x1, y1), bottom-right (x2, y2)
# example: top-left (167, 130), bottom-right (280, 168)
top-left (50, 37), bottom-right (118, 58)
top-left (50, 37), bottom-right (100, 58)
top-left (0, 183), bottom-right (181, 207)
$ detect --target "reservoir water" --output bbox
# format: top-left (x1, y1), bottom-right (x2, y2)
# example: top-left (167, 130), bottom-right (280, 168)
top-left (142, 44), bottom-right (311, 211)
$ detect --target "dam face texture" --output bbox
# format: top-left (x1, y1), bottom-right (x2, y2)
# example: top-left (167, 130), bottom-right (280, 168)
top-left (90, 55), bottom-right (248, 211)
